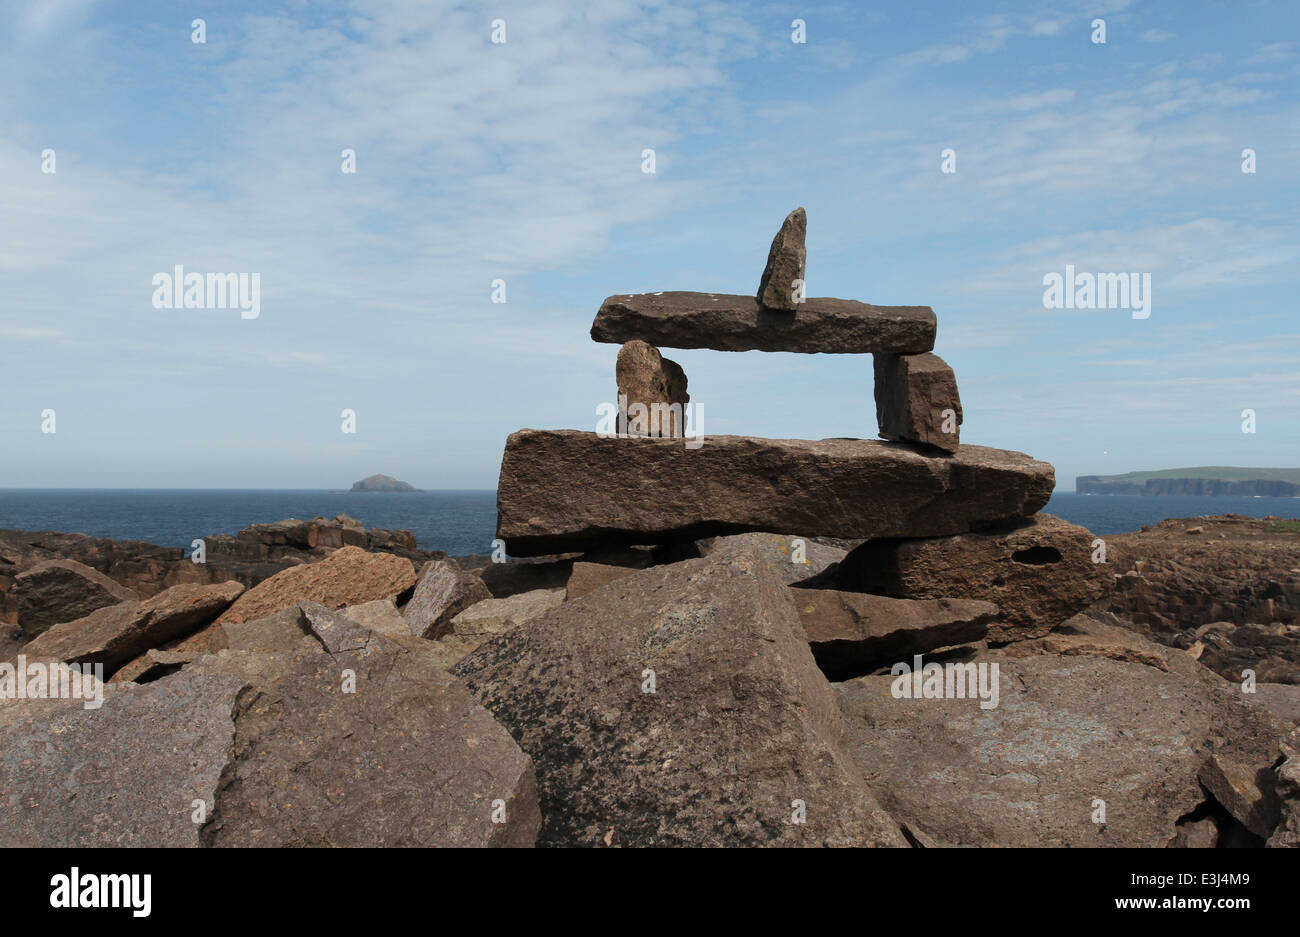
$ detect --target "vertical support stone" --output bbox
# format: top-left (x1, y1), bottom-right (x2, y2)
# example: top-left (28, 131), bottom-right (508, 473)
top-left (616, 340), bottom-right (690, 438)
top-left (873, 352), bottom-right (962, 453)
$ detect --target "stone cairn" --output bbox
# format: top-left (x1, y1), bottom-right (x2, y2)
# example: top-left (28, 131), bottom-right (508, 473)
top-left (493, 208), bottom-right (1060, 559)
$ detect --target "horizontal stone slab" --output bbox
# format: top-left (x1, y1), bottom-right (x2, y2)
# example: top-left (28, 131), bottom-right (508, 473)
top-left (590, 292), bottom-right (935, 353)
top-left (496, 430), bottom-right (1055, 555)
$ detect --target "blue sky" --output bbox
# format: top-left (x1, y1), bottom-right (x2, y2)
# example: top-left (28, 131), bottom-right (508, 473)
top-left (2, 0), bottom-right (1298, 490)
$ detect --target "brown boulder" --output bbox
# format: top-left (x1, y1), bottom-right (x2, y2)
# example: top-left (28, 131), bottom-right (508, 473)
top-left (616, 340), bottom-right (689, 437)
top-left (698, 532), bottom-right (847, 586)
top-left (840, 513), bottom-right (1105, 642)
top-left (565, 562), bottom-right (638, 600)
top-left (215, 546), bottom-right (416, 626)
top-left (837, 652), bottom-right (1285, 847)
top-left (0, 669), bottom-right (246, 846)
top-left (873, 352), bottom-right (962, 453)
top-left (14, 559), bottom-right (138, 638)
top-left (404, 559), bottom-right (491, 639)
top-left (496, 430), bottom-right (1055, 556)
top-left (192, 616), bottom-right (541, 847)
top-left (453, 547), bottom-right (907, 847)
top-left (791, 589), bottom-right (996, 680)
top-left (20, 581), bottom-right (244, 677)
top-left (756, 207), bottom-right (807, 310)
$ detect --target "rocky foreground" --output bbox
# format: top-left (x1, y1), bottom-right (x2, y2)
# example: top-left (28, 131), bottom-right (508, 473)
top-left (2, 211), bottom-right (1297, 847)
top-left (1, 512), bottom-right (1297, 848)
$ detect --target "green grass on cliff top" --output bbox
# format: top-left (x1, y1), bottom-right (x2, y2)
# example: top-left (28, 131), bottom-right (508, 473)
top-left (1084, 466), bottom-right (1300, 483)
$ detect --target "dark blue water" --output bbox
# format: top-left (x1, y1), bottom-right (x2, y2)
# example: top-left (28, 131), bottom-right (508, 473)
top-left (0, 490), bottom-right (1295, 556)
top-left (1044, 492), bottom-right (1300, 535)
top-left (0, 490), bottom-right (497, 557)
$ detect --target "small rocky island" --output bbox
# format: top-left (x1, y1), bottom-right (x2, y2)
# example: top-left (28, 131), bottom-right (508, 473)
top-left (349, 474), bottom-right (421, 492)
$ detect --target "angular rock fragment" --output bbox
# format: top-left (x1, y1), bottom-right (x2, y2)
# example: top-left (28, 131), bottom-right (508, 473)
top-left (453, 548), bottom-right (907, 847)
top-left (757, 207), bottom-right (807, 311)
top-left (697, 532), bottom-right (847, 586)
top-left (1270, 753), bottom-right (1300, 847)
top-left (616, 340), bottom-right (689, 437)
top-left (836, 652), bottom-right (1285, 847)
top-left (1001, 611), bottom-right (1214, 684)
top-left (220, 604), bottom-right (318, 654)
top-left (1199, 752), bottom-right (1281, 839)
top-left (791, 590), bottom-right (996, 680)
top-left (840, 514), bottom-right (1103, 642)
top-left (591, 292), bottom-right (935, 354)
top-left (14, 559), bottom-right (138, 639)
top-left (193, 630), bottom-right (540, 847)
top-left (216, 545), bottom-right (416, 626)
top-left (340, 597), bottom-right (410, 638)
top-left (0, 670), bottom-right (247, 846)
top-left (20, 581), bottom-right (244, 677)
top-left (565, 562), bottom-right (638, 600)
top-left (109, 648), bottom-right (199, 684)
top-left (874, 352), bottom-right (962, 453)
top-left (449, 588), bottom-right (564, 639)
top-left (404, 559), bottom-right (492, 639)
top-left (497, 430), bottom-right (1054, 556)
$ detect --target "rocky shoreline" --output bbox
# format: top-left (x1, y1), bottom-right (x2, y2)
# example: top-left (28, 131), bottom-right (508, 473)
top-left (2, 211), bottom-right (1297, 848)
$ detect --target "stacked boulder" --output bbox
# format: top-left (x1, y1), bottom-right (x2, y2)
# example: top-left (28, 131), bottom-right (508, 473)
top-left (496, 208), bottom-right (1090, 642)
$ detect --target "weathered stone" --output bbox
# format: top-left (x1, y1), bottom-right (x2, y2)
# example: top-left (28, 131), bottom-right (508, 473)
top-left (1249, 683), bottom-right (1300, 725)
top-left (697, 532), bottom-right (846, 586)
top-left (192, 631), bottom-right (540, 847)
top-left (874, 352), bottom-right (962, 453)
top-left (840, 514), bottom-right (1104, 642)
top-left (453, 548), bottom-right (907, 847)
top-left (1001, 611), bottom-right (1214, 685)
top-left (1269, 754), bottom-right (1300, 847)
top-left (1200, 751), bottom-right (1281, 839)
top-left (20, 581), bottom-right (244, 677)
top-left (1170, 815), bottom-right (1220, 848)
top-left (756, 207), bottom-right (807, 311)
top-left (565, 562), bottom-right (638, 600)
top-left (836, 652), bottom-right (1284, 847)
top-left (591, 292), bottom-right (935, 354)
top-left (14, 559), bottom-right (138, 638)
top-left (616, 340), bottom-right (689, 437)
top-left (791, 590), bottom-right (996, 680)
top-left (450, 588), bottom-right (564, 638)
top-left (109, 649), bottom-right (199, 684)
top-left (340, 597), bottom-right (409, 638)
top-left (221, 604), bottom-right (319, 655)
top-left (216, 545), bottom-right (416, 626)
top-left (0, 670), bottom-right (246, 846)
top-left (496, 430), bottom-right (1054, 556)
top-left (404, 559), bottom-right (492, 639)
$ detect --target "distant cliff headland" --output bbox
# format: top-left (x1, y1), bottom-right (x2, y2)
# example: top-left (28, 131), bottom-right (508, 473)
top-left (1077, 467), bottom-right (1300, 496)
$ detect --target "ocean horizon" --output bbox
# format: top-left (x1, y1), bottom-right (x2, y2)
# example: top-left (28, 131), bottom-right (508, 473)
top-left (2, 488), bottom-right (1298, 557)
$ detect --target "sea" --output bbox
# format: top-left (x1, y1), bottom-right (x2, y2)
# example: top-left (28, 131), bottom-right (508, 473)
top-left (0, 490), bottom-right (1297, 557)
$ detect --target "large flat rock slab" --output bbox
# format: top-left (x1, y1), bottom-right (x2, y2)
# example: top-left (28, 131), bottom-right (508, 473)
top-left (496, 430), bottom-right (1055, 556)
top-left (453, 547), bottom-right (907, 847)
top-left (591, 292), bottom-right (935, 353)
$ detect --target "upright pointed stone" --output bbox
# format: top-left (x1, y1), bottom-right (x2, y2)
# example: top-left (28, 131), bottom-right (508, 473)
top-left (757, 207), bottom-right (807, 310)
top-left (874, 352), bottom-right (962, 453)
top-left (616, 340), bottom-right (689, 437)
